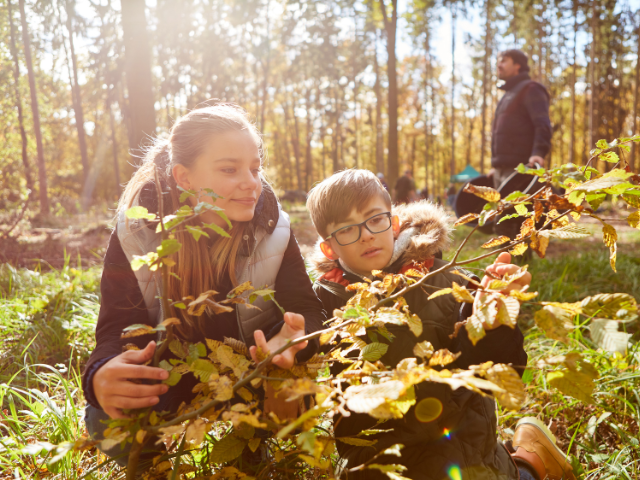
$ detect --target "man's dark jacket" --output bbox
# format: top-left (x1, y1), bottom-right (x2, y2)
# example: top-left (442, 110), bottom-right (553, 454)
top-left (491, 72), bottom-right (551, 169)
top-left (308, 201), bottom-right (528, 480)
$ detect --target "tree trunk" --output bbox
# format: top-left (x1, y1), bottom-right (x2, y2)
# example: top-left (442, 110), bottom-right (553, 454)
top-left (373, 30), bottom-right (385, 175)
top-left (570, 0), bottom-right (577, 164)
top-left (7, 0), bottom-right (33, 196)
top-left (480, 0), bottom-right (492, 174)
top-left (588, 2), bottom-right (596, 151)
top-left (379, 0), bottom-right (399, 187)
top-left (465, 84), bottom-right (477, 166)
top-left (632, 12), bottom-right (640, 170)
top-left (108, 89), bottom-right (121, 197)
top-left (19, 0), bottom-right (49, 215)
top-left (65, 0), bottom-right (89, 182)
top-left (121, 0), bottom-right (156, 156)
top-left (289, 97), bottom-right (303, 191)
top-left (259, 0), bottom-right (271, 132)
top-left (450, 5), bottom-right (456, 178)
top-left (424, 25), bottom-right (431, 194)
top-left (304, 87), bottom-right (313, 189)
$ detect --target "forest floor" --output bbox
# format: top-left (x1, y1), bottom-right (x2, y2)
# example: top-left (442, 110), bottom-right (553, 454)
top-left (1, 200), bottom-right (639, 479)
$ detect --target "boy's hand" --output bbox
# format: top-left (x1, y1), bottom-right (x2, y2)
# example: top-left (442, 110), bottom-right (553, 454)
top-left (474, 252), bottom-right (532, 330)
top-left (93, 341), bottom-right (170, 419)
top-left (250, 312), bottom-right (308, 369)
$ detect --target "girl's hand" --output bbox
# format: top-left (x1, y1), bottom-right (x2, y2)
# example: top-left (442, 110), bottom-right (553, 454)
top-left (93, 341), bottom-right (170, 419)
top-left (249, 312), bottom-right (308, 369)
top-left (474, 252), bottom-right (532, 330)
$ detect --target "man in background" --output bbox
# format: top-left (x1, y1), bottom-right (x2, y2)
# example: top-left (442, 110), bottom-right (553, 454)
top-left (490, 49), bottom-right (551, 239)
top-left (394, 169), bottom-right (417, 204)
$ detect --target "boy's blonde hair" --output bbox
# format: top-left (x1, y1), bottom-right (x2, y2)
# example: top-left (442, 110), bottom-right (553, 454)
top-left (306, 169), bottom-right (392, 238)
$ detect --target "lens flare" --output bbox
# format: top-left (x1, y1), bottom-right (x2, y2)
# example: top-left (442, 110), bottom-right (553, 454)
top-left (442, 428), bottom-right (451, 439)
top-left (447, 465), bottom-right (462, 480)
top-left (414, 397), bottom-right (443, 423)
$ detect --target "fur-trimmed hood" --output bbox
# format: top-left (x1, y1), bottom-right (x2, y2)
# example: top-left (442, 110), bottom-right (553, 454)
top-left (308, 200), bottom-right (452, 277)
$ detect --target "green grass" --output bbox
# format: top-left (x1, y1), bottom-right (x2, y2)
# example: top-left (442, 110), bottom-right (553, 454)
top-left (1, 231), bottom-right (639, 479)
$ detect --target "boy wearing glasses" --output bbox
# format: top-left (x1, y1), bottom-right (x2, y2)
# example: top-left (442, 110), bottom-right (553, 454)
top-left (306, 169), bottom-right (575, 480)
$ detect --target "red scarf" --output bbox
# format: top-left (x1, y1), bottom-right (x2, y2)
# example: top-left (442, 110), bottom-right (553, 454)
top-left (319, 257), bottom-right (435, 286)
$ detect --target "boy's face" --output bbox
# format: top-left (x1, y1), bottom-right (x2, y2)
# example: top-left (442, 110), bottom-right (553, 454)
top-left (320, 196), bottom-right (399, 276)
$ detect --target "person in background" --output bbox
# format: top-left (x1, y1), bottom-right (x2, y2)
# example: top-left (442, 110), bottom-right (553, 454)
top-left (446, 183), bottom-right (457, 208)
top-left (393, 169), bottom-right (417, 204)
top-left (490, 49), bottom-right (551, 239)
top-left (377, 172), bottom-right (389, 191)
top-left (419, 184), bottom-right (430, 201)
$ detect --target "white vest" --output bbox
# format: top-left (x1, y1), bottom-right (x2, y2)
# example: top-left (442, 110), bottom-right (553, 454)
top-left (116, 198), bottom-right (291, 345)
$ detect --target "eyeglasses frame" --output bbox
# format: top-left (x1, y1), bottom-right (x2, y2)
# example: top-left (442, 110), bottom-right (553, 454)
top-left (325, 212), bottom-right (393, 246)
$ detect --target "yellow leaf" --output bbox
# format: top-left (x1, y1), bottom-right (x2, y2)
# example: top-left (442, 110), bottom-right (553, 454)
top-left (547, 369), bottom-right (596, 404)
top-left (627, 211), bottom-right (640, 229)
top-left (509, 290), bottom-right (539, 302)
top-left (159, 317), bottom-right (181, 328)
top-left (227, 281), bottom-right (254, 299)
top-left (602, 224), bottom-right (617, 248)
top-left (463, 183), bottom-right (501, 202)
top-left (481, 236), bottom-right (511, 249)
top-left (609, 242), bottom-right (617, 272)
top-left (452, 282), bottom-right (475, 303)
top-left (209, 435), bottom-right (246, 464)
top-left (534, 201), bottom-right (544, 223)
top-left (428, 349), bottom-right (461, 367)
top-left (534, 306), bottom-right (573, 343)
top-left (185, 419), bottom-right (207, 446)
top-left (135, 429), bottom-right (146, 444)
top-left (248, 437), bottom-right (261, 453)
top-left (465, 313), bottom-right (487, 346)
top-left (237, 387), bottom-right (253, 402)
top-left (516, 217), bottom-right (535, 240)
top-left (406, 313), bottom-right (423, 337)
top-left (319, 331), bottom-right (338, 345)
top-left (413, 341), bottom-right (434, 360)
top-left (120, 324), bottom-right (154, 338)
top-left (224, 337), bottom-right (249, 356)
top-left (428, 288), bottom-right (453, 300)
top-left (495, 297), bottom-right (520, 328)
top-left (414, 397), bottom-right (443, 423)
top-left (509, 242), bottom-right (528, 257)
top-left (454, 213), bottom-right (480, 226)
top-left (210, 376), bottom-right (234, 402)
top-left (486, 364), bottom-right (526, 410)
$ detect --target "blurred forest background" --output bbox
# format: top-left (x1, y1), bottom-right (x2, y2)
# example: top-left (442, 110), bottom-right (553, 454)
top-left (3, 0), bottom-right (640, 218)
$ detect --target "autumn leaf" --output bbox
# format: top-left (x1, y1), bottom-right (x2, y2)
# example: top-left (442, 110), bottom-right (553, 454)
top-left (226, 281), bottom-right (254, 299)
top-left (428, 288), bottom-right (453, 300)
top-left (185, 419), bottom-right (207, 446)
top-left (509, 242), bottom-right (528, 257)
top-left (210, 376), bottom-right (234, 401)
top-left (465, 312), bottom-right (487, 346)
top-left (580, 293), bottom-right (638, 320)
top-left (622, 194), bottom-right (640, 208)
top-left (209, 435), bottom-right (246, 464)
top-left (481, 236), bottom-right (510, 249)
top-left (120, 324), bottom-right (155, 338)
top-left (530, 231), bottom-right (549, 258)
top-left (463, 183), bottom-right (501, 202)
top-left (534, 306), bottom-right (573, 343)
top-left (413, 341), bottom-right (434, 360)
top-left (627, 211), bottom-right (640, 229)
top-left (486, 364), bottom-right (526, 410)
top-left (337, 437), bottom-right (378, 447)
top-left (454, 213), bottom-right (480, 226)
top-left (406, 313), bottom-right (423, 337)
top-left (547, 369), bottom-right (596, 404)
top-left (428, 349), bottom-right (461, 367)
top-left (344, 381), bottom-right (406, 413)
top-left (509, 290), bottom-right (539, 302)
top-left (516, 217), bottom-right (535, 240)
top-left (451, 282), bottom-right (474, 303)
top-left (360, 342), bottom-right (389, 362)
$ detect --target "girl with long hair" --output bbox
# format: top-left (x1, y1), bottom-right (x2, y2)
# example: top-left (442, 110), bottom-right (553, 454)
top-left (82, 103), bottom-right (324, 465)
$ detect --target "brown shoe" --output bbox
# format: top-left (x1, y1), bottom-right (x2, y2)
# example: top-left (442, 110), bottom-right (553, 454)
top-left (511, 418), bottom-right (576, 480)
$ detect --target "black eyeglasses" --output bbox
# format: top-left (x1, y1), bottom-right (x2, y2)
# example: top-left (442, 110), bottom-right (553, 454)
top-left (326, 212), bottom-right (392, 246)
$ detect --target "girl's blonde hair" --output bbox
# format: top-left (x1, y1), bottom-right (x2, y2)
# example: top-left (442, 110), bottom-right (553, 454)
top-left (118, 103), bottom-right (265, 338)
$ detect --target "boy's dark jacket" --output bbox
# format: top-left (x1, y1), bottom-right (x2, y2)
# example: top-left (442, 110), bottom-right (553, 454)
top-left (309, 201), bottom-right (528, 480)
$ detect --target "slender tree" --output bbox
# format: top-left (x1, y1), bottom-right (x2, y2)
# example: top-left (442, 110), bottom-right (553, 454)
top-left (569, 0), bottom-right (578, 164)
top-left (19, 0), bottom-right (49, 215)
top-left (632, 10), bottom-right (640, 170)
top-left (379, 0), bottom-right (399, 187)
top-left (373, 30), bottom-right (385, 176)
top-left (121, 0), bottom-right (157, 156)
top-left (7, 0), bottom-right (33, 196)
top-left (450, 4), bottom-right (456, 177)
top-left (64, 0), bottom-right (90, 182)
top-left (479, 0), bottom-right (492, 174)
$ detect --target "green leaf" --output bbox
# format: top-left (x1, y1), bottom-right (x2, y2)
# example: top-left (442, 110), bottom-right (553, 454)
top-left (599, 151), bottom-right (620, 163)
top-left (203, 222), bottom-right (231, 238)
top-left (157, 239), bottom-right (182, 258)
top-left (514, 204), bottom-right (528, 216)
top-left (178, 187), bottom-right (197, 203)
top-left (503, 190), bottom-right (526, 201)
top-left (209, 435), bottom-right (246, 464)
top-left (360, 342), bottom-right (389, 362)
top-left (215, 209), bottom-right (233, 229)
top-left (190, 358), bottom-right (218, 382)
top-left (596, 139), bottom-right (609, 149)
top-left (186, 225), bottom-right (210, 241)
top-left (125, 206), bottom-right (156, 220)
top-left (188, 342), bottom-right (207, 358)
top-left (165, 370), bottom-right (182, 387)
top-left (201, 187), bottom-right (222, 200)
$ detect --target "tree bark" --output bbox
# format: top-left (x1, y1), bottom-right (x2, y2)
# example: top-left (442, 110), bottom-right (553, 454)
top-left (19, 0), bottom-right (49, 215)
top-left (373, 30), bottom-right (385, 176)
top-left (108, 88), bottom-right (121, 197)
top-left (121, 0), bottom-right (156, 156)
top-left (479, 0), bottom-right (492, 174)
top-left (569, 0), bottom-right (577, 164)
top-left (588, 2), bottom-right (596, 151)
top-left (64, 0), bottom-right (90, 183)
top-left (259, 0), bottom-right (271, 132)
top-left (7, 0), bottom-right (33, 196)
top-left (450, 4), bottom-right (456, 178)
top-left (424, 24), bottom-right (431, 194)
top-left (304, 87), bottom-right (313, 189)
top-left (379, 0), bottom-right (399, 187)
top-left (632, 11), bottom-right (640, 170)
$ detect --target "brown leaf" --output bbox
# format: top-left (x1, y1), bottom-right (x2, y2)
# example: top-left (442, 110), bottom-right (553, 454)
top-left (530, 231), bottom-right (549, 258)
top-left (481, 236), bottom-right (511, 249)
top-left (454, 213), bottom-right (480, 226)
top-left (548, 194), bottom-right (583, 212)
top-left (206, 299), bottom-right (235, 314)
top-left (534, 201), bottom-right (544, 223)
top-left (227, 281), bottom-right (254, 299)
top-left (516, 217), bottom-right (535, 240)
top-left (463, 183), bottom-right (501, 202)
top-left (159, 317), bottom-right (181, 328)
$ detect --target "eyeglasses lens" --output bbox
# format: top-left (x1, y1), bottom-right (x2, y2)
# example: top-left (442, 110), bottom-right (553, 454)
top-left (334, 214), bottom-right (391, 246)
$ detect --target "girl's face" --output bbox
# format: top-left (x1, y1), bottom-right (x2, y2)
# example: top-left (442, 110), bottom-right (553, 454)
top-left (172, 130), bottom-right (263, 226)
